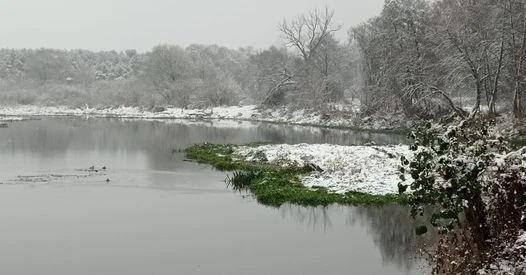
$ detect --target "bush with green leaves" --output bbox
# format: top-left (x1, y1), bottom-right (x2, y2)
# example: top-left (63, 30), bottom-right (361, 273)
top-left (399, 120), bottom-right (495, 235)
top-left (399, 119), bottom-right (526, 273)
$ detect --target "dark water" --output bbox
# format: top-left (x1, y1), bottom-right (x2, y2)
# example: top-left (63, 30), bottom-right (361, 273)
top-left (0, 118), bottom-right (430, 275)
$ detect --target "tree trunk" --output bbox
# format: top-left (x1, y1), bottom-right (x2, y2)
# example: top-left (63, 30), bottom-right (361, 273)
top-left (489, 36), bottom-right (505, 115)
top-left (471, 80), bottom-right (482, 117)
top-left (465, 191), bottom-right (491, 261)
top-left (514, 19), bottom-right (526, 118)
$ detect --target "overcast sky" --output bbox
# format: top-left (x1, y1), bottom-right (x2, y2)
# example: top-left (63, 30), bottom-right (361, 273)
top-left (0, 0), bottom-right (384, 52)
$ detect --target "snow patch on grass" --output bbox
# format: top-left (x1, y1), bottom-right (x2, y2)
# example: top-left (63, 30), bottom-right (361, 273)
top-left (235, 143), bottom-right (412, 195)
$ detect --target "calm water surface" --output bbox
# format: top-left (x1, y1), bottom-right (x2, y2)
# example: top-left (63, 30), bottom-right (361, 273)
top-left (0, 118), bottom-right (430, 275)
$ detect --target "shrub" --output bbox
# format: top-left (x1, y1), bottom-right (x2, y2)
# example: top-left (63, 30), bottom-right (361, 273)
top-left (399, 119), bottom-right (526, 273)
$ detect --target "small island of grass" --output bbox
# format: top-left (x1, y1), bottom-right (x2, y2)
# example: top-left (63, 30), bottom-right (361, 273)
top-left (184, 143), bottom-right (409, 207)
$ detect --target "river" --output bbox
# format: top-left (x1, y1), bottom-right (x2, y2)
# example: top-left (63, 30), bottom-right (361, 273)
top-left (0, 118), bottom-right (430, 275)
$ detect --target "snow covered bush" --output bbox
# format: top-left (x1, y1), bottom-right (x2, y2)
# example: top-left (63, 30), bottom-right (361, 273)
top-left (399, 119), bottom-right (526, 274)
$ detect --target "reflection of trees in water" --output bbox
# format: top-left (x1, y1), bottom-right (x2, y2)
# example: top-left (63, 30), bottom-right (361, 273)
top-left (257, 124), bottom-right (408, 145)
top-left (2, 118), bottom-right (407, 158)
top-left (1, 118), bottom-right (409, 174)
top-left (350, 205), bottom-right (436, 271)
top-left (278, 204), bottom-right (436, 271)
top-left (279, 204), bottom-right (334, 232)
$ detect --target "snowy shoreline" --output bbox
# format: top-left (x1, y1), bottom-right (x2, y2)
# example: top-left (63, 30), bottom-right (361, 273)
top-left (234, 143), bottom-right (411, 195)
top-left (0, 104), bottom-right (408, 131)
top-left (0, 105), bottom-right (413, 195)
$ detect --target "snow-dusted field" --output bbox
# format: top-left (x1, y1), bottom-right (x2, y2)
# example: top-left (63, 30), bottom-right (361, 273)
top-left (235, 143), bottom-right (411, 195)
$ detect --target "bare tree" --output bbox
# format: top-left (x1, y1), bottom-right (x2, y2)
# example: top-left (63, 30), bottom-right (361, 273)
top-left (279, 7), bottom-right (345, 106)
top-left (279, 7), bottom-right (341, 63)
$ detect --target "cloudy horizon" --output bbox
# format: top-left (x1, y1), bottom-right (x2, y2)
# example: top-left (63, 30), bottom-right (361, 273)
top-left (0, 0), bottom-right (383, 52)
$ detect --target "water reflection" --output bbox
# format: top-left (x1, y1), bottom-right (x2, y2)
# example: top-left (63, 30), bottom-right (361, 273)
top-left (0, 118), bottom-right (408, 175)
top-left (0, 117), bottom-right (407, 152)
top-left (352, 205), bottom-right (435, 271)
top-left (280, 205), bottom-right (333, 232)
top-left (256, 124), bottom-right (408, 145)
top-left (279, 204), bottom-right (433, 272)
top-left (0, 118), bottom-right (427, 275)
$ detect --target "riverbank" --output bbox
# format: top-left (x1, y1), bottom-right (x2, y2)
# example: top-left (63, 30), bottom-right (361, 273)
top-left (0, 104), bottom-right (411, 132)
top-left (184, 143), bottom-right (410, 206)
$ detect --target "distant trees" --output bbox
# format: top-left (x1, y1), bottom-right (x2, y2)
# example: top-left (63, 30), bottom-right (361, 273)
top-left (0, 45), bottom-right (252, 108)
top-left (250, 46), bottom-right (296, 106)
top-left (24, 49), bottom-right (73, 83)
top-left (143, 44), bottom-right (253, 108)
top-left (0, 49), bottom-right (25, 80)
top-left (145, 45), bottom-right (193, 107)
top-left (0, 1), bottom-right (524, 120)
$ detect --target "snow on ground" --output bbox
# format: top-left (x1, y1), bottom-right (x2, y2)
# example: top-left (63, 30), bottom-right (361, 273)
top-left (0, 116), bottom-right (26, 121)
top-left (0, 105), bottom-right (259, 120)
top-left (234, 143), bottom-right (411, 195)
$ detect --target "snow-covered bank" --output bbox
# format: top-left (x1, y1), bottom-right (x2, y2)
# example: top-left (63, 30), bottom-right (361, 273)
top-left (234, 143), bottom-right (411, 195)
top-left (0, 116), bottom-right (26, 122)
top-left (0, 105), bottom-right (258, 119)
top-left (0, 104), bottom-right (408, 131)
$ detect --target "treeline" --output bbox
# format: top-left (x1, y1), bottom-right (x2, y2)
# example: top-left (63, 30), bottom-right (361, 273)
top-left (0, 43), bottom-right (357, 110)
top-left (0, 7), bottom-right (358, 110)
top-left (1, 0), bottom-right (525, 120)
top-left (0, 46), bottom-right (255, 108)
top-left (352, 0), bottom-right (526, 118)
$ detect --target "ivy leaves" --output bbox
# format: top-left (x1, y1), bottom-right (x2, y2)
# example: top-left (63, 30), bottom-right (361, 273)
top-left (399, 120), bottom-right (498, 234)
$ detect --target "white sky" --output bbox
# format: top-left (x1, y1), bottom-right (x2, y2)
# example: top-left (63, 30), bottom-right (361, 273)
top-left (0, 0), bottom-right (384, 52)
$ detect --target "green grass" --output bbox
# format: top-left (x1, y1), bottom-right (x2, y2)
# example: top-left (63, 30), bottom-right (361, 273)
top-left (184, 143), bottom-right (407, 207)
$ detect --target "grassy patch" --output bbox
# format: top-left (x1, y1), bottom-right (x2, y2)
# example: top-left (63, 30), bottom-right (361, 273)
top-left (184, 143), bottom-right (407, 207)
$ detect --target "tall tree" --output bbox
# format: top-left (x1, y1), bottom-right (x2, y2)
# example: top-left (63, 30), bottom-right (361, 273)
top-left (280, 7), bottom-right (344, 106)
